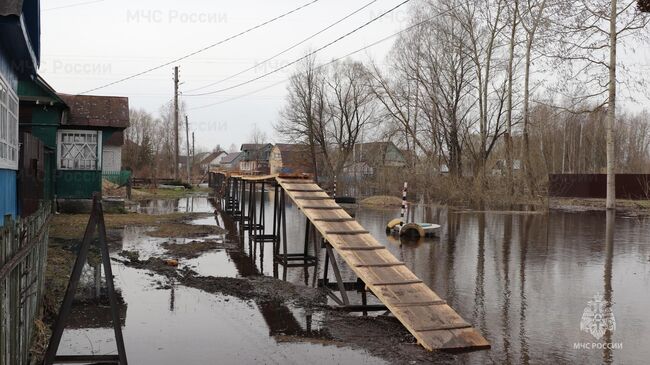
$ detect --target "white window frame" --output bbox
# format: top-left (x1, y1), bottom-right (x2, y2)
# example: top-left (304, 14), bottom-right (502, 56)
top-left (57, 129), bottom-right (102, 171)
top-left (0, 74), bottom-right (19, 171)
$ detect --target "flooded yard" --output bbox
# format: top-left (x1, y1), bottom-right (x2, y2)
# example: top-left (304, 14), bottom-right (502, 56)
top-left (54, 193), bottom-right (650, 364)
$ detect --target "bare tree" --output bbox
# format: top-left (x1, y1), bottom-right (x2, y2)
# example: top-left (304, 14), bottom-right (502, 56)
top-left (551, 0), bottom-right (649, 208)
top-left (325, 60), bottom-right (376, 178)
top-left (276, 54), bottom-right (327, 181)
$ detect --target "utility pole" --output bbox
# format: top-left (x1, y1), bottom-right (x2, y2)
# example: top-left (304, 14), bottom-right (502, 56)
top-left (185, 115), bottom-right (191, 184)
top-left (173, 66), bottom-right (180, 180)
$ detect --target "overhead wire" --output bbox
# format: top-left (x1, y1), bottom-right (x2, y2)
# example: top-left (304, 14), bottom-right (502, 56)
top-left (182, 0), bottom-right (413, 97)
top-left (183, 0), bottom-right (378, 93)
top-left (187, 10), bottom-right (446, 111)
top-left (78, 0), bottom-right (322, 94)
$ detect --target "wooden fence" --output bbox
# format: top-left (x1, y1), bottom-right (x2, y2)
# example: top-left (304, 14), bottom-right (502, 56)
top-left (0, 203), bottom-right (51, 365)
top-left (549, 174), bottom-right (650, 199)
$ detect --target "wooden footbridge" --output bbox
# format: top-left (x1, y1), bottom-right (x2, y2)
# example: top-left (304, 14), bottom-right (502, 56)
top-left (209, 172), bottom-right (490, 352)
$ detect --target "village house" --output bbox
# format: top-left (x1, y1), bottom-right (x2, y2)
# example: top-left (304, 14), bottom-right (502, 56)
top-left (239, 143), bottom-right (272, 174)
top-left (269, 144), bottom-right (313, 175)
top-left (55, 94), bottom-right (128, 207)
top-left (199, 150), bottom-right (227, 172)
top-left (0, 0), bottom-right (41, 222)
top-left (346, 141), bottom-right (406, 179)
top-left (220, 151), bottom-right (244, 171)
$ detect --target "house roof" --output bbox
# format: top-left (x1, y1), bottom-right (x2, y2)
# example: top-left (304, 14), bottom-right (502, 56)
top-left (0, 0), bottom-right (23, 17)
top-left (221, 152), bottom-right (244, 164)
top-left (200, 150), bottom-right (226, 165)
top-left (58, 94), bottom-right (129, 129)
top-left (240, 143), bottom-right (272, 161)
top-left (240, 143), bottom-right (268, 151)
top-left (354, 142), bottom-right (404, 164)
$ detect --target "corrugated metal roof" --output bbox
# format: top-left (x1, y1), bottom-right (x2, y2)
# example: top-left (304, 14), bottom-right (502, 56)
top-left (58, 93), bottom-right (129, 129)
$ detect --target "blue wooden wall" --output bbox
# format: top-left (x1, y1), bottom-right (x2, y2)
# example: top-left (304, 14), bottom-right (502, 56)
top-left (0, 169), bottom-right (17, 225)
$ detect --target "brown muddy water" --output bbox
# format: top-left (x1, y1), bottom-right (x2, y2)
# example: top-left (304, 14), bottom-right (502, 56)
top-left (57, 193), bottom-right (650, 364)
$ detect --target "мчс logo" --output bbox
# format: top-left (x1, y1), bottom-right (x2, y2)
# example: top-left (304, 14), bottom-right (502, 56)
top-left (580, 293), bottom-right (616, 340)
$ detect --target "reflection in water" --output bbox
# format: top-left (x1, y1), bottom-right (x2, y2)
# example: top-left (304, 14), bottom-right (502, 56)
top-left (519, 215), bottom-right (531, 365)
top-left (62, 193), bottom-right (650, 364)
top-left (353, 203), bottom-right (649, 364)
top-left (473, 212), bottom-right (487, 335)
top-left (603, 210), bottom-right (614, 365)
top-left (501, 214), bottom-right (513, 365)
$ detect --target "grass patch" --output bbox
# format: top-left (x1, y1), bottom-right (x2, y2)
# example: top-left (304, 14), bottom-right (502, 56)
top-left (49, 212), bottom-right (209, 240)
top-left (131, 187), bottom-right (211, 201)
top-left (360, 195), bottom-right (403, 207)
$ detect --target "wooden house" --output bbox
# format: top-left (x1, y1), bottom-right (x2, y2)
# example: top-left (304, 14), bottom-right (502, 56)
top-left (19, 86), bottom-right (129, 210)
top-left (54, 94), bottom-right (129, 201)
top-left (346, 142), bottom-right (406, 178)
top-left (0, 0), bottom-right (41, 222)
top-left (239, 143), bottom-right (272, 174)
top-left (269, 144), bottom-right (313, 175)
top-left (220, 151), bottom-right (244, 171)
top-left (199, 150), bottom-right (227, 172)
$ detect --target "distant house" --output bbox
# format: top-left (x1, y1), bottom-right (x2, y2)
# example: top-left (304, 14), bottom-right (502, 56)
top-left (220, 152), bottom-right (244, 171)
top-left (354, 142), bottom-right (406, 167)
top-left (269, 144), bottom-right (313, 175)
top-left (1, 0), bottom-right (41, 221)
top-left (54, 94), bottom-right (129, 202)
top-left (239, 143), bottom-right (273, 174)
top-left (200, 150), bottom-right (228, 172)
top-left (346, 142), bottom-right (406, 178)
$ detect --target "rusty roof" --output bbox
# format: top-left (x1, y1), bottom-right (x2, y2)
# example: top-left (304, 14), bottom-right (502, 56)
top-left (58, 93), bottom-right (129, 129)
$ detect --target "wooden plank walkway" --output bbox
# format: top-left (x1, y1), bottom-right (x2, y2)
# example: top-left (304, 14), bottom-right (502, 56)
top-left (273, 177), bottom-right (490, 352)
top-left (221, 173), bottom-right (490, 351)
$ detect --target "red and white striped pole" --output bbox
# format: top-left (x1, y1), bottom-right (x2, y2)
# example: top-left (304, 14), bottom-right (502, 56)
top-left (400, 181), bottom-right (408, 224)
top-left (333, 175), bottom-right (337, 199)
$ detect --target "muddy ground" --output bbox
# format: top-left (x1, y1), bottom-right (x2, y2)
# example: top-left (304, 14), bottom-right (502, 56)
top-left (40, 207), bottom-right (458, 364)
top-left (114, 249), bottom-right (456, 365)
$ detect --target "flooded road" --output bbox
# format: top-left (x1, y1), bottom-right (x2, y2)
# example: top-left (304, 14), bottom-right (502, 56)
top-left (58, 194), bottom-right (650, 364)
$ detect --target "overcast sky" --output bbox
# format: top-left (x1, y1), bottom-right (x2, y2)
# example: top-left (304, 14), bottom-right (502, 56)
top-left (39, 0), bottom-right (649, 153)
top-left (39, 0), bottom-right (409, 151)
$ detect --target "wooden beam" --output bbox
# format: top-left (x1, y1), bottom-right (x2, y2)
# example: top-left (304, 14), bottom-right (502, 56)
top-left (325, 230), bottom-right (369, 235)
top-left (354, 262), bottom-right (405, 268)
top-left (338, 245), bottom-right (386, 251)
top-left (370, 279), bottom-right (423, 286)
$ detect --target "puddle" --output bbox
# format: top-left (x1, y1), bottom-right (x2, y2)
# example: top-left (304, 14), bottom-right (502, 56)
top-left (184, 250), bottom-right (239, 278)
top-left (57, 264), bottom-right (388, 364)
top-left (135, 196), bottom-right (214, 214)
top-left (58, 194), bottom-right (650, 364)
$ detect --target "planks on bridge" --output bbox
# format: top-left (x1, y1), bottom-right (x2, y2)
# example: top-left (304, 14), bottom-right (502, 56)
top-left (275, 177), bottom-right (490, 352)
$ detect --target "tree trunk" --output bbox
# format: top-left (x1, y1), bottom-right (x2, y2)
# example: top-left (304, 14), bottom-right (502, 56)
top-left (606, 0), bottom-right (617, 210)
top-left (506, 1), bottom-right (518, 195)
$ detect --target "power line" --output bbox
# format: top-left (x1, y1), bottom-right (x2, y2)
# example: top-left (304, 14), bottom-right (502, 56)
top-left (78, 0), bottom-right (321, 94)
top-left (182, 0), bottom-right (414, 97)
top-left (187, 11), bottom-right (443, 111)
top-left (183, 0), bottom-right (378, 94)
